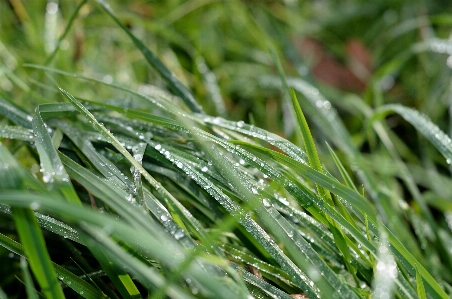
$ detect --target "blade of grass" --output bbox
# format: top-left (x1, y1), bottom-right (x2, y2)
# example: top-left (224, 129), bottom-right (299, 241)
top-left (11, 207), bottom-right (65, 299)
top-left (19, 257), bottom-right (39, 299)
top-left (32, 108), bottom-right (81, 204)
top-left (94, 0), bottom-right (204, 114)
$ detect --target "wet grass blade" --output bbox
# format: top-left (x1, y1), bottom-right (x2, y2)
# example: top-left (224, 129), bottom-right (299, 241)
top-left (374, 104), bottom-right (452, 164)
top-left (0, 96), bottom-right (32, 129)
top-left (32, 108), bottom-right (81, 204)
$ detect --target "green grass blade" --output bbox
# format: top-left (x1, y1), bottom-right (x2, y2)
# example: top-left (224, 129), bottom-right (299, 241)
top-left (0, 205), bottom-right (80, 244)
top-left (326, 143), bottom-right (359, 193)
top-left (11, 207), bottom-right (65, 299)
top-left (19, 257), bottom-right (39, 299)
top-left (415, 264), bottom-right (427, 299)
top-left (88, 247), bottom-right (142, 299)
top-left (32, 108), bottom-right (81, 204)
top-left (0, 125), bottom-right (34, 141)
top-left (95, 0), bottom-right (204, 114)
top-left (374, 103), bottom-right (452, 166)
top-left (0, 96), bottom-right (32, 129)
top-left (288, 88), bottom-right (332, 204)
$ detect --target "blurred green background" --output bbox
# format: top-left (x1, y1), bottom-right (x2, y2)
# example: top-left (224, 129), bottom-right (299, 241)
top-left (2, 0), bottom-right (451, 135)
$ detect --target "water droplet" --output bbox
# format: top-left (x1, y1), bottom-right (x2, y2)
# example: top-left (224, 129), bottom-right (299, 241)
top-left (30, 201), bottom-right (40, 210)
top-left (160, 215), bottom-right (168, 221)
top-left (237, 121), bottom-right (244, 128)
top-left (191, 287), bottom-right (199, 294)
top-left (154, 144), bottom-right (162, 150)
top-left (125, 194), bottom-right (135, 203)
top-left (262, 198), bottom-right (271, 207)
top-left (174, 230), bottom-right (184, 240)
top-left (201, 166), bottom-right (208, 172)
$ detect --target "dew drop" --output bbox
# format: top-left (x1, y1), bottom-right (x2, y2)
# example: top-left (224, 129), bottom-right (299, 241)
top-left (30, 201), bottom-right (40, 210)
top-left (174, 230), bottom-right (184, 240)
top-left (160, 215), bottom-right (168, 221)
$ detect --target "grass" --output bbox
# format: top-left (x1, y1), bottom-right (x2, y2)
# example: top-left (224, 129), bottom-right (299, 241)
top-left (1, 0), bottom-right (452, 298)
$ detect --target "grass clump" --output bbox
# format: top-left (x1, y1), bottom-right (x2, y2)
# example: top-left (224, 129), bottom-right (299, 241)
top-left (1, 1), bottom-right (452, 298)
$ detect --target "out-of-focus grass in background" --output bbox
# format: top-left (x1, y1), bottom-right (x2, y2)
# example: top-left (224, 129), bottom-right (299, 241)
top-left (2, 0), bottom-right (452, 298)
top-left (2, 0), bottom-right (452, 138)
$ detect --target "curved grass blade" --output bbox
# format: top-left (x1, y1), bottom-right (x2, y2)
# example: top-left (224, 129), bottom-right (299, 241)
top-left (223, 244), bottom-right (296, 288)
top-left (95, 0), bottom-right (204, 114)
top-left (374, 103), bottom-right (452, 165)
top-left (0, 204), bottom-right (80, 244)
top-left (288, 87), bottom-right (358, 282)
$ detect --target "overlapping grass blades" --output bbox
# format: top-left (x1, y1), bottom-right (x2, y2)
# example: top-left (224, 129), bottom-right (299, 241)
top-left (1, 1), bottom-right (451, 298)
